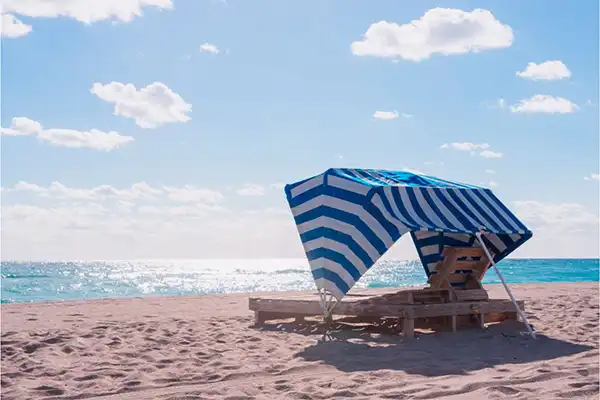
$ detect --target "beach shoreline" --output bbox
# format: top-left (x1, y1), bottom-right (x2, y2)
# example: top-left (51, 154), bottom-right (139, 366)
top-left (2, 282), bottom-right (599, 399)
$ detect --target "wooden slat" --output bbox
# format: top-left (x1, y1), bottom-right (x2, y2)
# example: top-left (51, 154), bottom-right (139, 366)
top-left (452, 247), bottom-right (486, 258)
top-left (453, 260), bottom-right (482, 269)
top-left (430, 248), bottom-right (458, 288)
top-left (410, 300), bottom-right (524, 319)
top-left (474, 261), bottom-right (492, 281)
top-left (454, 289), bottom-right (489, 302)
top-left (249, 298), bottom-right (408, 317)
top-left (250, 296), bottom-right (522, 320)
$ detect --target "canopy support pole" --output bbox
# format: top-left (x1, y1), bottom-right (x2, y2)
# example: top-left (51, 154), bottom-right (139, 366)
top-left (475, 232), bottom-right (536, 339)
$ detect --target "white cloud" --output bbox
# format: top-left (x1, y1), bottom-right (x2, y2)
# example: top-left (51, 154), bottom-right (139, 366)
top-left (516, 60), bottom-right (571, 81)
top-left (511, 201), bottom-right (599, 258)
top-left (237, 184), bottom-right (266, 197)
top-left (0, 117), bottom-right (42, 136)
top-left (1, 13), bottom-right (32, 38)
top-left (199, 43), bottom-right (220, 54)
top-left (1, 181), bottom-right (302, 259)
top-left (441, 142), bottom-right (502, 158)
top-left (163, 185), bottom-right (224, 204)
top-left (3, 181), bottom-right (599, 259)
top-left (510, 95), bottom-right (579, 114)
top-left (584, 173), bottom-right (600, 181)
top-left (351, 8), bottom-right (513, 62)
top-left (1, 117), bottom-right (133, 151)
top-left (270, 183), bottom-right (286, 190)
top-left (38, 128), bottom-right (134, 150)
top-left (485, 169), bottom-right (496, 174)
top-left (3, 0), bottom-right (173, 24)
top-left (90, 82), bottom-right (192, 129)
top-left (373, 111), bottom-right (398, 120)
top-left (486, 180), bottom-right (498, 188)
top-left (440, 142), bottom-right (490, 151)
top-left (479, 150), bottom-right (503, 158)
top-left (10, 181), bottom-right (162, 201)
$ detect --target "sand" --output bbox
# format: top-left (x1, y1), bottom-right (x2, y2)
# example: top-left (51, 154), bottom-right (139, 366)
top-left (1, 282), bottom-right (598, 400)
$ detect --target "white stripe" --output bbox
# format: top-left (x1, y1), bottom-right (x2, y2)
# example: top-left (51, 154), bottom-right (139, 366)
top-left (421, 244), bottom-right (439, 256)
top-left (414, 231), bottom-right (438, 240)
top-left (303, 237), bottom-right (368, 275)
top-left (292, 195), bottom-right (395, 249)
top-left (479, 190), bottom-right (522, 232)
top-left (427, 189), bottom-right (480, 231)
top-left (426, 262), bottom-right (438, 273)
top-left (396, 187), bottom-right (434, 229)
top-left (381, 187), bottom-right (415, 228)
top-left (370, 193), bottom-right (411, 235)
top-left (452, 189), bottom-right (500, 233)
top-left (296, 216), bottom-right (381, 262)
top-left (460, 190), bottom-right (512, 232)
top-left (309, 257), bottom-right (357, 293)
top-left (313, 278), bottom-right (345, 300)
top-left (485, 234), bottom-right (508, 254)
top-left (363, 170), bottom-right (395, 186)
top-left (327, 175), bottom-right (371, 195)
top-left (412, 188), bottom-right (457, 231)
top-left (509, 234), bottom-right (522, 242)
top-left (432, 188), bottom-right (482, 231)
top-left (290, 175), bottom-right (324, 199)
top-left (445, 233), bottom-right (471, 244)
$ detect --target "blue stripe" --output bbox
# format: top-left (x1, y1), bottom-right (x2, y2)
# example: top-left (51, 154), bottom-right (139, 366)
top-left (311, 268), bottom-right (350, 294)
top-left (413, 233), bottom-right (443, 247)
top-left (431, 188), bottom-right (478, 232)
top-left (294, 205), bottom-right (388, 255)
top-left (497, 233), bottom-right (517, 249)
top-left (300, 227), bottom-right (374, 267)
top-left (406, 187), bottom-right (437, 228)
top-left (306, 248), bottom-right (362, 281)
top-left (362, 201), bottom-right (403, 242)
top-left (286, 174), bottom-right (320, 193)
top-left (390, 187), bottom-right (420, 226)
top-left (411, 231), bottom-right (435, 277)
top-left (405, 187), bottom-right (438, 228)
top-left (418, 188), bottom-right (461, 231)
top-left (288, 184), bottom-right (324, 208)
top-left (485, 191), bottom-right (530, 233)
top-left (456, 189), bottom-right (504, 233)
top-left (471, 190), bottom-right (518, 233)
top-left (338, 168), bottom-right (370, 186)
top-left (353, 169), bottom-right (382, 185)
top-left (372, 187), bottom-right (408, 226)
top-left (446, 189), bottom-right (489, 230)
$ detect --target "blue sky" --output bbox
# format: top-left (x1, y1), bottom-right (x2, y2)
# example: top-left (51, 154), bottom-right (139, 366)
top-left (1, 0), bottom-right (598, 260)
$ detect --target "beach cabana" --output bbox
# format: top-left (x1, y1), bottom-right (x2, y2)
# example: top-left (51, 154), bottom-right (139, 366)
top-left (250, 168), bottom-right (535, 338)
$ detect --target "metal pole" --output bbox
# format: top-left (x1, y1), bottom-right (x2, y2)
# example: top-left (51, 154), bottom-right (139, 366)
top-left (475, 232), bottom-right (536, 339)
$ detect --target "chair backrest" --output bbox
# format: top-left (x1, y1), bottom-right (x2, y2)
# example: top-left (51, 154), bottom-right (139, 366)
top-left (428, 247), bottom-right (491, 290)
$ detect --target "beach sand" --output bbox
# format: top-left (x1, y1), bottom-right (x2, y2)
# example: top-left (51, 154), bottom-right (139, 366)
top-left (1, 282), bottom-right (598, 399)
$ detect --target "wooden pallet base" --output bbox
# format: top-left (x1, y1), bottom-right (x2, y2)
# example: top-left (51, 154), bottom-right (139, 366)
top-left (249, 289), bottom-right (524, 339)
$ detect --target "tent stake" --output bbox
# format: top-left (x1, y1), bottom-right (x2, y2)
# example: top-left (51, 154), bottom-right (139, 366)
top-left (475, 232), bottom-right (536, 339)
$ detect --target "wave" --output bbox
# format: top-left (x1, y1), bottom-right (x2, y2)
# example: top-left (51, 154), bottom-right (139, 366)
top-left (1, 274), bottom-right (52, 279)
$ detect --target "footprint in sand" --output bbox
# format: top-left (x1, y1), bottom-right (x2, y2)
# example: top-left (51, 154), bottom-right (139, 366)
top-left (23, 342), bottom-right (46, 354)
top-left (34, 385), bottom-right (65, 396)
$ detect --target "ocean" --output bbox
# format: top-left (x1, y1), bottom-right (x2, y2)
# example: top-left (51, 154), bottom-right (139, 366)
top-left (1, 259), bottom-right (598, 304)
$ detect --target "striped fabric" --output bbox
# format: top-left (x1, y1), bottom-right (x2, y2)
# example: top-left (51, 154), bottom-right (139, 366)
top-left (285, 168), bottom-right (532, 300)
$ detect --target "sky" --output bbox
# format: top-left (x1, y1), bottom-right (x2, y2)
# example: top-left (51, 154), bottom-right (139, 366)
top-left (1, 0), bottom-right (599, 261)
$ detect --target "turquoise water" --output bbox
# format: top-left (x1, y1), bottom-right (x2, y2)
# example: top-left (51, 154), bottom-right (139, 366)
top-left (1, 259), bottom-right (598, 304)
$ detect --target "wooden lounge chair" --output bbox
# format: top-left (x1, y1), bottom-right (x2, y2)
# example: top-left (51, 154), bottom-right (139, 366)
top-left (249, 246), bottom-right (524, 338)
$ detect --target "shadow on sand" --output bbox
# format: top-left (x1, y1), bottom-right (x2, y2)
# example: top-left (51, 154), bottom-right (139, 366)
top-left (256, 319), bottom-right (596, 377)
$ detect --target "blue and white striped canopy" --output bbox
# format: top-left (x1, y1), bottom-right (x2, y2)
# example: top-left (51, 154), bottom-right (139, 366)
top-left (285, 168), bottom-right (532, 300)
